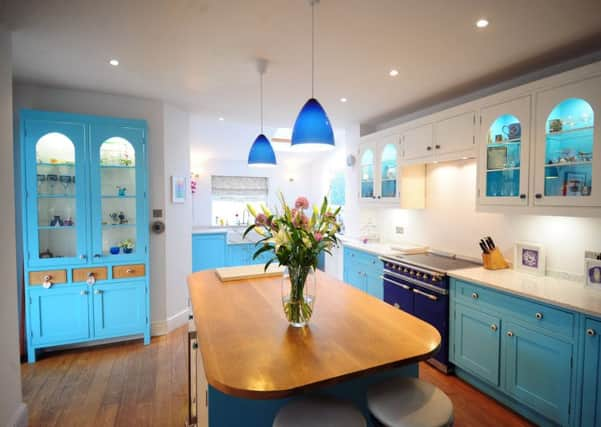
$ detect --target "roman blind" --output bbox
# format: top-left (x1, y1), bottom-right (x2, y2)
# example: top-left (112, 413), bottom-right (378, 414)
top-left (211, 175), bottom-right (269, 201)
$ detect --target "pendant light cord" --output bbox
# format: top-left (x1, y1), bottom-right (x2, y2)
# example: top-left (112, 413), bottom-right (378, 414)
top-left (311, 0), bottom-right (315, 98)
top-left (260, 71), bottom-right (264, 133)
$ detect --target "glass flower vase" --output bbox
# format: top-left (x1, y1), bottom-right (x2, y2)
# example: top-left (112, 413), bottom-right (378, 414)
top-left (281, 265), bottom-right (316, 327)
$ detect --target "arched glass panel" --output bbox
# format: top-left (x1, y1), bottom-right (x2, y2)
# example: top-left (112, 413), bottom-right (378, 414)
top-left (361, 149), bottom-right (374, 198)
top-left (380, 144), bottom-right (397, 198)
top-left (35, 133), bottom-right (77, 258)
top-left (485, 114), bottom-right (521, 197)
top-left (100, 137), bottom-right (137, 256)
top-left (544, 98), bottom-right (594, 197)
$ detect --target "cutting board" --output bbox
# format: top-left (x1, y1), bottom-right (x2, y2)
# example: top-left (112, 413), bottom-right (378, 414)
top-left (216, 264), bottom-right (285, 282)
top-left (390, 243), bottom-right (429, 255)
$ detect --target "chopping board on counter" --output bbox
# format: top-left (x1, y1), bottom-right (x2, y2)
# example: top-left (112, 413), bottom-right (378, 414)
top-left (390, 242), bottom-right (429, 255)
top-left (216, 264), bottom-right (285, 282)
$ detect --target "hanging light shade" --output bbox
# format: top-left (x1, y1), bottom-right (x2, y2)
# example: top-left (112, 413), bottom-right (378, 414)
top-left (248, 59), bottom-right (277, 167)
top-left (291, 0), bottom-right (335, 152)
top-left (248, 134), bottom-right (276, 167)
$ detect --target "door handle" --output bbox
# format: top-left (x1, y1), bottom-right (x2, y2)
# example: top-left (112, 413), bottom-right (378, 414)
top-left (79, 254), bottom-right (87, 260)
top-left (426, 146), bottom-right (432, 151)
top-left (412, 288), bottom-right (438, 301)
top-left (80, 290), bottom-right (88, 296)
top-left (587, 328), bottom-right (596, 336)
top-left (535, 193), bottom-right (542, 199)
top-left (87, 272), bottom-right (96, 286)
top-left (519, 194), bottom-right (526, 199)
top-left (507, 331), bottom-right (514, 337)
top-left (535, 312), bottom-right (543, 320)
top-left (93, 254), bottom-right (102, 259)
top-left (435, 144), bottom-right (441, 149)
top-left (490, 324), bottom-right (498, 332)
top-left (94, 289), bottom-right (102, 295)
top-left (471, 292), bottom-right (479, 299)
top-left (126, 268), bottom-right (134, 274)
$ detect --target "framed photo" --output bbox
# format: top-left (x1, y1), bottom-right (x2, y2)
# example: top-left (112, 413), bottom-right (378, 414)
top-left (564, 172), bottom-right (586, 196)
top-left (171, 176), bottom-right (186, 204)
top-left (487, 146), bottom-right (507, 170)
top-left (585, 258), bottom-right (601, 290)
top-left (514, 242), bottom-right (546, 276)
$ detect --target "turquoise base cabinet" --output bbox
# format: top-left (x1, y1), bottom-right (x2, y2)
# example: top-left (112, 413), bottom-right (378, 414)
top-left (20, 110), bottom-right (150, 362)
top-left (343, 246), bottom-right (383, 299)
top-left (192, 232), bottom-right (227, 271)
top-left (449, 278), bottom-right (601, 427)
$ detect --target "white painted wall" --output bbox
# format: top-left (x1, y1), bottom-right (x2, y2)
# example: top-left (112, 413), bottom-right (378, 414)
top-left (163, 104), bottom-right (192, 325)
top-left (0, 26), bottom-right (26, 427)
top-left (13, 83), bottom-right (171, 326)
top-left (360, 159), bottom-right (601, 276)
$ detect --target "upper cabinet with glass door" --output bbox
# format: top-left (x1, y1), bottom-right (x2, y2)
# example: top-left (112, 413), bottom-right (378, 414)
top-left (359, 142), bottom-right (376, 200)
top-left (534, 77), bottom-right (601, 207)
top-left (24, 120), bottom-right (89, 266)
top-left (358, 136), bottom-right (400, 202)
top-left (478, 96), bottom-right (531, 206)
top-left (90, 125), bottom-right (147, 263)
top-left (380, 142), bottom-right (399, 200)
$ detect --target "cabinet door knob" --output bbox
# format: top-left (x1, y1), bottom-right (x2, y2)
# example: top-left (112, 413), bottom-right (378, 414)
top-left (79, 254), bottom-right (87, 260)
top-left (587, 328), bottom-right (596, 336)
top-left (435, 144), bottom-right (441, 149)
top-left (94, 289), bottom-right (102, 295)
top-left (519, 194), bottom-right (526, 199)
top-left (43, 275), bottom-right (52, 282)
top-left (535, 312), bottom-right (543, 320)
top-left (535, 193), bottom-right (542, 199)
top-left (507, 331), bottom-right (514, 337)
top-left (471, 292), bottom-right (479, 300)
top-left (427, 146), bottom-right (432, 151)
top-left (93, 254), bottom-right (102, 259)
top-left (377, 196), bottom-right (381, 199)
top-left (126, 268), bottom-right (134, 274)
top-left (490, 324), bottom-right (498, 332)
top-left (80, 290), bottom-right (88, 296)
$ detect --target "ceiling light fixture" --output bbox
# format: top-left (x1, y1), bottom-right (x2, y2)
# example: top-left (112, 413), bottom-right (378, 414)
top-left (109, 59), bottom-right (119, 66)
top-left (389, 69), bottom-right (399, 77)
top-left (340, 97), bottom-right (347, 103)
top-left (291, 0), bottom-right (335, 152)
top-left (248, 59), bottom-right (277, 168)
top-left (218, 117), bottom-right (224, 121)
top-left (476, 18), bottom-right (489, 28)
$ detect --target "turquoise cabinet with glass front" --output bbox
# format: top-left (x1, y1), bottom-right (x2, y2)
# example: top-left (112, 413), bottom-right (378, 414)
top-left (534, 76), bottom-right (601, 207)
top-left (20, 110), bottom-right (150, 362)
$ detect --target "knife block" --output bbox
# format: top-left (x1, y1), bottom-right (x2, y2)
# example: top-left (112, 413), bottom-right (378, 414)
top-left (482, 248), bottom-right (509, 270)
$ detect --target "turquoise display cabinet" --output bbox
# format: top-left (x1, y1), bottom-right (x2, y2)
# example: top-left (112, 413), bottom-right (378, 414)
top-left (19, 110), bottom-right (150, 363)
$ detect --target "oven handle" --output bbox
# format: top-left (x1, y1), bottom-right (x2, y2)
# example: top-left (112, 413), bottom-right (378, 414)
top-left (412, 288), bottom-right (438, 301)
top-left (382, 269), bottom-right (449, 295)
top-left (380, 275), bottom-right (411, 290)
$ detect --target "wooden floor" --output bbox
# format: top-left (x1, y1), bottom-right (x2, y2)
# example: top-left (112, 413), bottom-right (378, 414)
top-left (22, 326), bottom-right (533, 427)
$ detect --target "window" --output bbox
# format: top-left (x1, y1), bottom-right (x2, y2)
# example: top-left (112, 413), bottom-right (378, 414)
top-left (211, 176), bottom-right (268, 226)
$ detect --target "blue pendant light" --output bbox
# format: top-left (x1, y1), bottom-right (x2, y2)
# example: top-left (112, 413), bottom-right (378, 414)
top-left (248, 59), bottom-right (277, 167)
top-left (291, 0), bottom-right (335, 152)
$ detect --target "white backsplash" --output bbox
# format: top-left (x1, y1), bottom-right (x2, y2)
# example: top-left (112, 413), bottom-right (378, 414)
top-left (360, 159), bottom-right (601, 276)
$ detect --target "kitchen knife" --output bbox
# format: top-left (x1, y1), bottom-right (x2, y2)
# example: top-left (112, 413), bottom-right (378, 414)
top-left (486, 236), bottom-right (495, 249)
top-left (479, 241), bottom-right (489, 254)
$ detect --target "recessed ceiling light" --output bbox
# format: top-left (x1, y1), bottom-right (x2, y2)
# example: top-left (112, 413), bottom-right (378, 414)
top-left (109, 59), bottom-right (119, 66)
top-left (218, 117), bottom-right (224, 121)
top-left (389, 69), bottom-right (399, 77)
top-left (476, 18), bottom-right (489, 28)
top-left (340, 97), bottom-right (347, 103)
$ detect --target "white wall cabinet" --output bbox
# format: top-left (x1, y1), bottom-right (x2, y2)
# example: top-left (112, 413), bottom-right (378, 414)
top-left (402, 124), bottom-right (433, 161)
top-left (359, 135), bottom-right (401, 202)
top-left (434, 111), bottom-right (476, 158)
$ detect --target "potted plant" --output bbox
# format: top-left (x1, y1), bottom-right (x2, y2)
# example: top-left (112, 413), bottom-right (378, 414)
top-left (244, 194), bottom-right (341, 327)
top-left (119, 239), bottom-right (135, 254)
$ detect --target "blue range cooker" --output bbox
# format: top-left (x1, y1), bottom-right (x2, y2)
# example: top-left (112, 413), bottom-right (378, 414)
top-left (380, 252), bottom-right (479, 373)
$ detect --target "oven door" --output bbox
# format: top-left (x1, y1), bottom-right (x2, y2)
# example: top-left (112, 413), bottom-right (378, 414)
top-left (412, 286), bottom-right (449, 369)
top-left (383, 273), bottom-right (414, 314)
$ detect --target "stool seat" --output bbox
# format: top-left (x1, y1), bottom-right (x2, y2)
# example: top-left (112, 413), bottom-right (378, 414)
top-left (273, 396), bottom-right (367, 427)
top-left (367, 377), bottom-right (454, 427)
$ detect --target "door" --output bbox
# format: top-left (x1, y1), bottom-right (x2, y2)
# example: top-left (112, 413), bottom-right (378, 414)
top-left (434, 111), bottom-right (475, 156)
top-left (345, 260), bottom-right (366, 291)
top-left (503, 321), bottom-right (572, 425)
top-left (453, 304), bottom-right (501, 386)
top-left (582, 319), bottom-right (601, 427)
top-left (413, 286), bottom-right (448, 366)
top-left (359, 141), bottom-right (377, 200)
top-left (366, 271), bottom-right (383, 300)
top-left (227, 244), bottom-right (249, 266)
top-left (24, 118), bottom-right (89, 267)
top-left (383, 278), bottom-right (413, 313)
top-left (92, 281), bottom-right (146, 338)
top-left (402, 124), bottom-right (433, 161)
top-left (378, 136), bottom-right (400, 201)
top-left (478, 96), bottom-right (531, 206)
top-left (29, 285), bottom-right (90, 345)
top-left (534, 76), bottom-right (601, 207)
top-left (192, 234), bottom-right (226, 271)
top-left (90, 123), bottom-right (148, 263)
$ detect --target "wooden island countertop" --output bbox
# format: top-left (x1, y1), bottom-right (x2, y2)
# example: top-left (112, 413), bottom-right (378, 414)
top-left (188, 269), bottom-right (441, 399)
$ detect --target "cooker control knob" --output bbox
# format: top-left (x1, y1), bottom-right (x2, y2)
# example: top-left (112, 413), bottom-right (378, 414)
top-left (416, 272), bottom-right (422, 278)
top-left (423, 274), bottom-right (429, 280)
top-left (403, 268), bottom-right (409, 273)
top-left (409, 270), bottom-right (415, 276)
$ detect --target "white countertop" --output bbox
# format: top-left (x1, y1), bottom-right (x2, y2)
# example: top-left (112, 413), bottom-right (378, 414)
top-left (192, 227), bottom-right (229, 234)
top-left (449, 267), bottom-right (601, 317)
top-left (338, 236), bottom-right (426, 258)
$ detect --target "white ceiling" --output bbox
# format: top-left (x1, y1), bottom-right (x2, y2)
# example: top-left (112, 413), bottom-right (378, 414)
top-left (5, 0), bottom-right (601, 140)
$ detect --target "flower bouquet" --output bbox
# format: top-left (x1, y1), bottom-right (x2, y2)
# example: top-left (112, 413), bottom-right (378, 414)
top-left (244, 194), bottom-right (341, 327)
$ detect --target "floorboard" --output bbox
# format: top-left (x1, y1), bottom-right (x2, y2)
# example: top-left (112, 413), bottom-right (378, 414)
top-left (22, 326), bottom-right (534, 426)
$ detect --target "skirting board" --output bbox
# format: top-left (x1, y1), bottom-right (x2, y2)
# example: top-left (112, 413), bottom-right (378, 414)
top-left (7, 402), bottom-right (27, 427)
top-left (151, 307), bottom-right (190, 336)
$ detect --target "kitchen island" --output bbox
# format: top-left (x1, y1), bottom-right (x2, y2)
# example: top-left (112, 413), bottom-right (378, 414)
top-left (188, 269), bottom-right (441, 426)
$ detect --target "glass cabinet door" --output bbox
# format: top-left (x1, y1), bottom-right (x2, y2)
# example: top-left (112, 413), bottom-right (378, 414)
top-left (360, 146), bottom-right (375, 200)
top-left (534, 77), bottom-right (601, 207)
top-left (90, 124), bottom-right (147, 262)
top-left (380, 143), bottom-right (398, 199)
top-left (25, 121), bottom-right (88, 266)
top-left (478, 96), bottom-right (531, 206)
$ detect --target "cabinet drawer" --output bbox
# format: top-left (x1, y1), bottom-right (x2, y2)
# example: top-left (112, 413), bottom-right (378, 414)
top-left (73, 267), bottom-right (108, 282)
top-left (454, 280), bottom-right (575, 338)
top-left (113, 264), bottom-right (146, 279)
top-left (344, 246), bottom-right (378, 264)
top-left (29, 270), bottom-right (67, 286)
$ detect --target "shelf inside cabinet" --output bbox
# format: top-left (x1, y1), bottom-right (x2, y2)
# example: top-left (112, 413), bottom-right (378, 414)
top-left (101, 195), bottom-right (137, 199)
top-left (100, 165), bottom-right (135, 169)
top-left (102, 223), bottom-right (136, 228)
top-left (546, 126), bottom-right (593, 139)
top-left (36, 162), bottom-right (75, 167)
top-left (37, 194), bottom-right (76, 199)
top-left (545, 161), bottom-right (592, 168)
top-left (38, 225), bottom-right (76, 230)
top-left (487, 167), bottom-right (521, 172)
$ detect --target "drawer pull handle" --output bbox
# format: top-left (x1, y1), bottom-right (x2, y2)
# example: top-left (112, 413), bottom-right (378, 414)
top-left (471, 292), bottom-right (479, 300)
top-left (587, 328), bottom-right (596, 337)
top-left (79, 254), bottom-right (87, 260)
top-left (507, 331), bottom-right (514, 337)
top-left (490, 324), bottom-right (497, 332)
top-left (94, 289), bottom-right (102, 295)
top-left (80, 290), bottom-right (88, 296)
top-left (393, 303), bottom-right (400, 309)
top-left (535, 312), bottom-right (543, 320)
top-left (43, 275), bottom-right (53, 289)
top-left (87, 272), bottom-right (96, 286)
top-left (126, 268), bottom-right (134, 274)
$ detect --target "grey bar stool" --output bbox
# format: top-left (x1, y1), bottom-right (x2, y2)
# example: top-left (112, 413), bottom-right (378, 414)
top-left (273, 396), bottom-right (367, 427)
top-left (367, 377), bottom-right (454, 427)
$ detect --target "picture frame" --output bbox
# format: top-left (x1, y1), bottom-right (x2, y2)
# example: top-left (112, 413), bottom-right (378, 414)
top-left (585, 258), bottom-right (601, 290)
top-left (514, 242), bottom-right (546, 276)
top-left (487, 146), bottom-right (507, 170)
top-left (171, 176), bottom-right (186, 204)
top-left (564, 172), bottom-right (586, 196)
